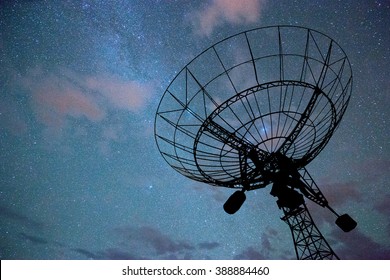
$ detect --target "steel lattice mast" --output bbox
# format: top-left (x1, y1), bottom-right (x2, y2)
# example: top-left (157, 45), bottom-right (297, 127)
top-left (281, 204), bottom-right (338, 260)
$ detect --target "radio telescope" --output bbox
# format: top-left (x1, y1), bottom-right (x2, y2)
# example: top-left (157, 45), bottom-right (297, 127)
top-left (155, 26), bottom-right (356, 259)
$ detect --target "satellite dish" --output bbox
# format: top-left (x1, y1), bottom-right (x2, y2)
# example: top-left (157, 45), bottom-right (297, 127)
top-left (155, 26), bottom-right (356, 259)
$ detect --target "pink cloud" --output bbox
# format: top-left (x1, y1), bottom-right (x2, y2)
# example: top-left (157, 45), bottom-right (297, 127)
top-left (21, 67), bottom-right (105, 130)
top-left (5, 66), bottom-right (156, 154)
top-left (191, 0), bottom-right (265, 36)
top-left (34, 82), bottom-right (105, 124)
top-left (19, 67), bottom-right (153, 133)
top-left (85, 75), bottom-right (152, 112)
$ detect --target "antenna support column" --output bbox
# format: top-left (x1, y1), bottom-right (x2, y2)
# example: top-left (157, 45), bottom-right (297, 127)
top-left (280, 204), bottom-right (339, 260)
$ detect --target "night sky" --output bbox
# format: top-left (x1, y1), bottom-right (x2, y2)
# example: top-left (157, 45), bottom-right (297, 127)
top-left (1, 0), bottom-right (389, 260)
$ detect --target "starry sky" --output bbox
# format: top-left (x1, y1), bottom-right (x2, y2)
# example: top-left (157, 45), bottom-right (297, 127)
top-left (0, 0), bottom-right (389, 260)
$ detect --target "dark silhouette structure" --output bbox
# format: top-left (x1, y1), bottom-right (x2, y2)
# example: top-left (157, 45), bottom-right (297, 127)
top-left (155, 26), bottom-right (356, 259)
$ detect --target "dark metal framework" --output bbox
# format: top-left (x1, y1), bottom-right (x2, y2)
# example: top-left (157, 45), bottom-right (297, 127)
top-left (155, 26), bottom-right (355, 259)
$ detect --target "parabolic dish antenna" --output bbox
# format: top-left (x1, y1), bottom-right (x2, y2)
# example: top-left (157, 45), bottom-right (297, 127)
top-left (155, 26), bottom-right (356, 259)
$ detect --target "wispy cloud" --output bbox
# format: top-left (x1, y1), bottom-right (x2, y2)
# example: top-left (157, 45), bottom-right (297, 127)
top-left (374, 194), bottom-right (390, 216)
top-left (69, 225), bottom-right (222, 259)
top-left (234, 246), bottom-right (266, 259)
top-left (18, 233), bottom-right (48, 245)
top-left (356, 158), bottom-right (390, 184)
top-left (373, 194), bottom-right (390, 236)
top-left (72, 247), bottom-right (146, 260)
top-left (116, 225), bottom-right (195, 256)
top-left (322, 181), bottom-right (363, 207)
top-left (233, 227), bottom-right (292, 259)
top-left (0, 205), bottom-right (44, 231)
top-left (190, 0), bottom-right (265, 37)
top-left (331, 228), bottom-right (390, 259)
top-left (73, 248), bottom-right (101, 259)
top-left (198, 241), bottom-right (220, 250)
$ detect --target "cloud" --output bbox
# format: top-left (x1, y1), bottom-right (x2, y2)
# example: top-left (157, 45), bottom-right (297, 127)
top-left (310, 158), bottom-right (389, 227)
top-left (322, 181), bottom-right (363, 207)
top-left (331, 228), bottom-right (390, 259)
top-left (198, 241), bottom-right (220, 250)
top-left (233, 227), bottom-right (292, 259)
top-left (115, 225), bottom-right (196, 258)
top-left (5, 65), bottom-right (155, 151)
top-left (71, 237), bottom-right (221, 260)
top-left (30, 73), bottom-right (106, 129)
top-left (73, 248), bottom-right (102, 260)
top-left (103, 248), bottom-right (140, 260)
top-left (234, 246), bottom-right (266, 259)
top-left (70, 225), bottom-right (220, 260)
top-left (356, 158), bottom-right (390, 183)
top-left (138, 226), bottom-right (195, 255)
top-left (0, 205), bottom-right (44, 230)
top-left (191, 184), bottom-right (228, 203)
top-left (233, 226), bottom-right (390, 260)
top-left (17, 66), bottom-right (154, 132)
top-left (85, 75), bottom-right (153, 112)
top-left (191, 0), bottom-right (265, 36)
top-left (72, 247), bottom-right (150, 260)
top-left (19, 233), bottom-right (48, 245)
top-left (373, 194), bottom-right (390, 236)
top-left (374, 194), bottom-right (390, 216)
